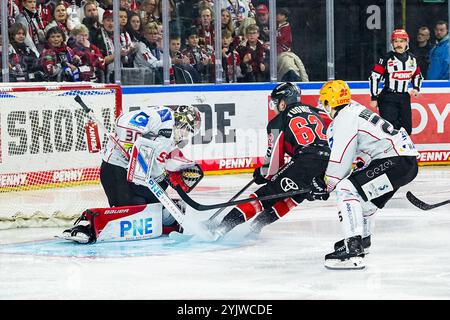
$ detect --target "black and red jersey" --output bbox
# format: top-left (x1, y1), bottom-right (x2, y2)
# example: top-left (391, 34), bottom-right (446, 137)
top-left (369, 51), bottom-right (423, 99)
top-left (260, 103), bottom-right (331, 179)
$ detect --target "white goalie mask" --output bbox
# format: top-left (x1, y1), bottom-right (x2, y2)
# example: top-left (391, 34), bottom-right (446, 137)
top-left (173, 105), bottom-right (201, 145)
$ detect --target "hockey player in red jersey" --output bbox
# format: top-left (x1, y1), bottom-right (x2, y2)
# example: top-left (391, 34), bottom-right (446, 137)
top-left (318, 80), bottom-right (418, 269)
top-left (61, 105), bottom-right (202, 244)
top-left (207, 82), bottom-right (332, 240)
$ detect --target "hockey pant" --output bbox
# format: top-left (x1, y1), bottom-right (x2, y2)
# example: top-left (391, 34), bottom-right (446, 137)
top-left (336, 156), bottom-right (418, 239)
top-left (237, 153), bottom-right (329, 221)
top-left (100, 160), bottom-right (169, 207)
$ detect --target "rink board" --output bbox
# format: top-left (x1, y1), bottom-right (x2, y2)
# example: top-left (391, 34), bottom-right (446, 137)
top-left (122, 81), bottom-right (450, 172)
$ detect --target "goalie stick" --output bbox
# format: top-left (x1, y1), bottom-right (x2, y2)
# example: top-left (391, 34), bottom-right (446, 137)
top-left (74, 95), bottom-right (190, 228)
top-left (406, 191), bottom-right (450, 210)
top-left (175, 185), bottom-right (311, 211)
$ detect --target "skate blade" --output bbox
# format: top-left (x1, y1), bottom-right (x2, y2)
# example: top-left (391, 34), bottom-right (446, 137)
top-left (324, 256), bottom-right (365, 270)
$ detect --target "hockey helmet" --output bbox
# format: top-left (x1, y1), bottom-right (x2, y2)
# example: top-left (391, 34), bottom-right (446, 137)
top-left (391, 29), bottom-right (409, 42)
top-left (173, 105), bottom-right (201, 144)
top-left (318, 80), bottom-right (351, 113)
top-left (270, 82), bottom-right (301, 113)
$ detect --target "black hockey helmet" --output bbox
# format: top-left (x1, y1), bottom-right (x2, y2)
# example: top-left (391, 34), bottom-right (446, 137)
top-left (270, 82), bottom-right (301, 113)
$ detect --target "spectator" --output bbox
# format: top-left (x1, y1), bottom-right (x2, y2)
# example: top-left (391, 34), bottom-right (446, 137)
top-left (138, 0), bottom-right (158, 24)
top-left (221, 8), bottom-right (235, 36)
top-left (98, 0), bottom-right (113, 10)
top-left (133, 21), bottom-right (164, 84)
top-left (221, 29), bottom-right (242, 83)
top-left (40, 25), bottom-right (81, 81)
top-left (182, 27), bottom-right (214, 83)
top-left (276, 7), bottom-right (292, 54)
top-left (169, 33), bottom-right (201, 83)
top-left (277, 51), bottom-right (309, 82)
top-left (16, 0), bottom-right (47, 57)
top-left (44, 1), bottom-right (72, 42)
top-left (7, 0), bottom-right (21, 28)
top-left (410, 26), bottom-right (432, 79)
top-left (255, 4), bottom-right (269, 45)
top-left (8, 22), bottom-right (45, 82)
top-left (91, 9), bottom-right (117, 80)
top-left (126, 11), bottom-right (144, 44)
top-left (197, 6), bottom-right (215, 52)
top-left (368, 29), bottom-right (423, 135)
top-left (119, 7), bottom-right (136, 67)
top-left (70, 23), bottom-right (105, 82)
top-left (82, 0), bottom-right (103, 42)
top-left (427, 20), bottom-right (450, 80)
top-left (236, 23), bottom-right (270, 82)
top-left (221, 0), bottom-right (254, 31)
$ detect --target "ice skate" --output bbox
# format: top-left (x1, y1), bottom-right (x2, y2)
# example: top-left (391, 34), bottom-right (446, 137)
top-left (325, 236), bottom-right (365, 270)
top-left (334, 235), bottom-right (371, 254)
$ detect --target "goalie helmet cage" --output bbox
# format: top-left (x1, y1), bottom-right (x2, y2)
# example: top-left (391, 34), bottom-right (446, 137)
top-left (0, 83), bottom-right (122, 229)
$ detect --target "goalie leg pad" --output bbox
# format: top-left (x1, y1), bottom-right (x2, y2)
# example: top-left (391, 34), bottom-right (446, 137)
top-left (65, 204), bottom-right (164, 243)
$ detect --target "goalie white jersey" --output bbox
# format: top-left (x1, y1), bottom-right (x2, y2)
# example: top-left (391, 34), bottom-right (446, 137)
top-left (325, 101), bottom-right (418, 191)
top-left (102, 107), bottom-right (177, 177)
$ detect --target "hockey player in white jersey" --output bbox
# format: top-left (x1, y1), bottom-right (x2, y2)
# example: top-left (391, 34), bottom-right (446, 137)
top-left (314, 80), bottom-right (419, 269)
top-left (62, 105), bottom-right (202, 244)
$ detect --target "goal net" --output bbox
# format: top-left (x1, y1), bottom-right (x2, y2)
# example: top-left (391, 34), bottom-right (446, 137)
top-left (0, 83), bottom-right (122, 229)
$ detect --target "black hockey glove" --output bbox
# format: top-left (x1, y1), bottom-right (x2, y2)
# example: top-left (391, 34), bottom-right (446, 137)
top-left (308, 176), bottom-right (329, 201)
top-left (253, 167), bottom-right (268, 185)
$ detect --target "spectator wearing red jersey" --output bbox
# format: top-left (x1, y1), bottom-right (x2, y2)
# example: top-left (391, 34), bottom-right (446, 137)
top-left (70, 24), bottom-right (105, 82)
top-left (16, 0), bottom-right (47, 57)
top-left (236, 23), bottom-right (270, 82)
top-left (276, 7), bottom-right (292, 54)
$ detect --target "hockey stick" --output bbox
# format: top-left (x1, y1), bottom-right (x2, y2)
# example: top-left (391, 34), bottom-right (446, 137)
top-left (406, 191), bottom-right (450, 210)
top-left (175, 185), bottom-right (311, 211)
top-left (74, 95), bottom-right (189, 227)
top-left (207, 178), bottom-right (255, 222)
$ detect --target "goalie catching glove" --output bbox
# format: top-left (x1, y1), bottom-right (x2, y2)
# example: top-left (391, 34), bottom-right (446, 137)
top-left (166, 163), bottom-right (204, 193)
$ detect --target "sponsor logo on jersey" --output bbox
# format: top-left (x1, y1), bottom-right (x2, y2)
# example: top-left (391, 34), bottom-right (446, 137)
top-left (365, 159), bottom-right (394, 178)
top-left (392, 70), bottom-right (413, 80)
top-left (157, 109), bottom-right (172, 122)
top-left (130, 112), bottom-right (150, 127)
top-left (388, 59), bottom-right (397, 67)
top-left (158, 128), bottom-right (172, 138)
top-left (280, 177), bottom-right (299, 192)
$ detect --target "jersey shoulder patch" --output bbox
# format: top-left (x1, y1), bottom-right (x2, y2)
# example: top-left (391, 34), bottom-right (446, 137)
top-left (157, 108), bottom-right (173, 122)
top-left (129, 111), bottom-right (150, 128)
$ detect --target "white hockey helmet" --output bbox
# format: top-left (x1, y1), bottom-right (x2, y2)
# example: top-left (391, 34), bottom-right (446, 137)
top-left (173, 105), bottom-right (201, 145)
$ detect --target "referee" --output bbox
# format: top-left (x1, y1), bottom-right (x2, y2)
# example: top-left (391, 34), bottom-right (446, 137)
top-left (369, 29), bottom-right (423, 134)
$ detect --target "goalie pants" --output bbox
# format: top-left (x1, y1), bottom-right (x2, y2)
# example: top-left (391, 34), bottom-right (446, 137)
top-left (100, 161), bottom-right (169, 207)
top-left (255, 153), bottom-right (329, 209)
top-left (348, 156), bottom-right (418, 209)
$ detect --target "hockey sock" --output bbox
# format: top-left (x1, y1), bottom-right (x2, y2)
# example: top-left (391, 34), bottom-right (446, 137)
top-left (335, 179), bottom-right (364, 239)
top-left (272, 198), bottom-right (297, 218)
top-left (235, 193), bottom-right (263, 220)
top-left (218, 208), bottom-right (247, 234)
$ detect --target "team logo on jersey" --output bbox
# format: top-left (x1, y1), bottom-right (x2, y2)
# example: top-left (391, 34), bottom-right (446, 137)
top-left (280, 177), bottom-right (299, 192)
top-left (392, 70), bottom-right (413, 80)
top-left (130, 112), bottom-right (150, 127)
top-left (157, 109), bottom-right (172, 122)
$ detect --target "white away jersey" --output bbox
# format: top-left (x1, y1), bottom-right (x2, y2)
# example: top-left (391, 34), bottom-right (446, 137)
top-left (325, 102), bottom-right (418, 191)
top-left (102, 107), bottom-right (176, 172)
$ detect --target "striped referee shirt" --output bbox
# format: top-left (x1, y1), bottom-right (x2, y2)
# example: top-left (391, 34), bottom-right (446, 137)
top-left (369, 51), bottom-right (423, 100)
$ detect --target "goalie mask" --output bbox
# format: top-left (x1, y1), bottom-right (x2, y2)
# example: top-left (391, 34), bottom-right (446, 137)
top-left (270, 82), bottom-right (301, 114)
top-left (173, 105), bottom-right (201, 145)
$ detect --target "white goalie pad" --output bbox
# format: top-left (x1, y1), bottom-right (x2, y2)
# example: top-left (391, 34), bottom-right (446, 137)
top-left (127, 139), bottom-right (155, 186)
top-left (96, 203), bottom-right (163, 242)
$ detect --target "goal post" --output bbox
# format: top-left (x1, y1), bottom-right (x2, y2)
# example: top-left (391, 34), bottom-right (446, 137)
top-left (0, 83), bottom-right (122, 229)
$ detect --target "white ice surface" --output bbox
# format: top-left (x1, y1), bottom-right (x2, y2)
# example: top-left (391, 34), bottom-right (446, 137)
top-left (1, 166), bottom-right (450, 300)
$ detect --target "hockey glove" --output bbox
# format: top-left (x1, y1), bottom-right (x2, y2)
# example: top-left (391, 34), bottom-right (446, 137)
top-left (253, 167), bottom-right (268, 185)
top-left (309, 175), bottom-right (330, 201)
top-left (168, 171), bottom-right (190, 192)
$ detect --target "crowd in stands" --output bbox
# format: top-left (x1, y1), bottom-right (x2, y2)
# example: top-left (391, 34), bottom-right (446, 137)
top-left (1, 0), bottom-right (309, 85)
